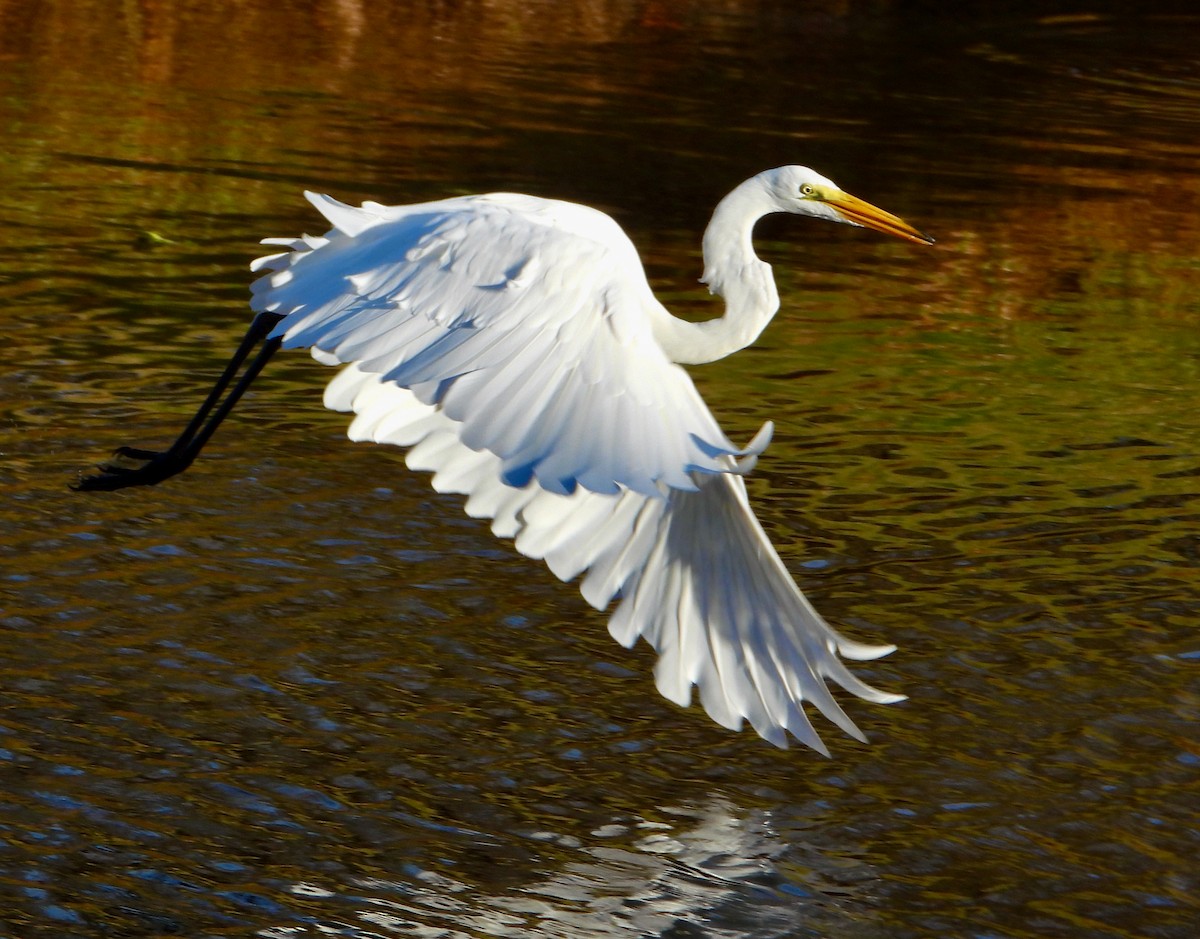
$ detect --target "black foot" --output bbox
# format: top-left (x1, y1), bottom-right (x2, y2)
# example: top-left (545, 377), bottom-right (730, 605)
top-left (73, 449), bottom-right (191, 491)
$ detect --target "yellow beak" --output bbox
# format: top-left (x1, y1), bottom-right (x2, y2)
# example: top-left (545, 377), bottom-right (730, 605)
top-left (824, 190), bottom-right (934, 245)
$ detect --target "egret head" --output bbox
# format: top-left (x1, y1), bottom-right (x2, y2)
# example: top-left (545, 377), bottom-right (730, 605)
top-left (759, 165), bottom-right (934, 245)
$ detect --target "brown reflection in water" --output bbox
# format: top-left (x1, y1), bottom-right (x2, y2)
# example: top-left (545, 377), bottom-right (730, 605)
top-left (0, 0), bottom-right (760, 89)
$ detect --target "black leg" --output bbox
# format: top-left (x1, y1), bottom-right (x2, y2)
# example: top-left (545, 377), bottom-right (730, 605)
top-left (74, 312), bottom-right (285, 491)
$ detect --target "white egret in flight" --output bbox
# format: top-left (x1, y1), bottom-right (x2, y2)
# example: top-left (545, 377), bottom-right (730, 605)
top-left (78, 166), bottom-right (933, 752)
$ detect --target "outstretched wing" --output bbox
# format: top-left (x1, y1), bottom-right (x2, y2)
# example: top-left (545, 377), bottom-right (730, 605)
top-left (250, 191), bottom-right (901, 750)
top-left (251, 191), bottom-right (769, 497)
top-left (324, 366), bottom-right (903, 751)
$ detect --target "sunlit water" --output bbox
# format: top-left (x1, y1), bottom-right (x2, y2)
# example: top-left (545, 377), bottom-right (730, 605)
top-left (1, 2), bottom-right (1198, 936)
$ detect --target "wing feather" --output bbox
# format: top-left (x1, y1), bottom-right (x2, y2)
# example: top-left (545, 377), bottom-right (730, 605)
top-left (578, 494), bottom-right (665, 610)
top-left (253, 192), bottom-right (765, 498)
top-left (251, 190), bottom-right (903, 750)
top-left (323, 367), bottom-right (901, 750)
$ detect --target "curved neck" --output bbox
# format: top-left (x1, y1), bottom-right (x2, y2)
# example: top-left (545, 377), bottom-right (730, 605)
top-left (651, 178), bottom-right (781, 365)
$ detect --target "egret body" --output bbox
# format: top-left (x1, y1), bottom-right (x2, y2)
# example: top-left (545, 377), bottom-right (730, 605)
top-left (78, 166), bottom-right (933, 752)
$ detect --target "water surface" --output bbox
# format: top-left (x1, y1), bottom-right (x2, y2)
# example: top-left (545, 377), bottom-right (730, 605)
top-left (1, 2), bottom-right (1197, 936)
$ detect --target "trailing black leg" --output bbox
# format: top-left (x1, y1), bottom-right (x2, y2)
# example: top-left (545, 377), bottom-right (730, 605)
top-left (74, 312), bottom-right (286, 491)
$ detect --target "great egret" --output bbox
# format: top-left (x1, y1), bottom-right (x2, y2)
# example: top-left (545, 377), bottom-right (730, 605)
top-left (78, 166), bottom-right (933, 752)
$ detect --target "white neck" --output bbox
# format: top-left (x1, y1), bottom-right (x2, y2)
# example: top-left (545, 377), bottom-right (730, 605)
top-left (650, 177), bottom-right (781, 365)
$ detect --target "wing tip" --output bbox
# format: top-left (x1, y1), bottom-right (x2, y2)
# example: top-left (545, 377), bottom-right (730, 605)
top-left (838, 639), bottom-right (899, 662)
top-left (304, 190), bottom-right (377, 237)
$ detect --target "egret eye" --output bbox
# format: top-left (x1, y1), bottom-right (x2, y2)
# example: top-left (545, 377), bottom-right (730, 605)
top-left (800, 184), bottom-right (815, 197)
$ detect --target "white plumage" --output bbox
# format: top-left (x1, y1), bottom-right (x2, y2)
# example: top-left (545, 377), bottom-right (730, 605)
top-left (253, 192), bottom-right (768, 497)
top-left (243, 168), bottom-right (932, 752)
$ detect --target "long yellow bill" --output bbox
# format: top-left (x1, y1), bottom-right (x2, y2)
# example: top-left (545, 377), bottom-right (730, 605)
top-left (826, 190), bottom-right (935, 245)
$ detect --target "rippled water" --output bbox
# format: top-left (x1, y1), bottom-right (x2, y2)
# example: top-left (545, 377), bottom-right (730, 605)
top-left (2, 2), bottom-right (1198, 936)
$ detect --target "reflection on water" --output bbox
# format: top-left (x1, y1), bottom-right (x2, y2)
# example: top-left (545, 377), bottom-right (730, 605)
top-left (301, 800), bottom-right (848, 939)
top-left (2, 1), bottom-right (1199, 937)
